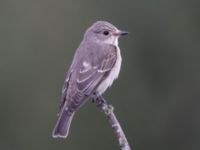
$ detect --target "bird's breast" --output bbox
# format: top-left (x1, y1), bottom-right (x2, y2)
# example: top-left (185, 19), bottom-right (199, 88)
top-left (96, 46), bottom-right (122, 95)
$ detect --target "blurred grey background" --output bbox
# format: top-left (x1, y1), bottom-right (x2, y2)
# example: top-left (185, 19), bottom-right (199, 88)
top-left (1, 0), bottom-right (200, 150)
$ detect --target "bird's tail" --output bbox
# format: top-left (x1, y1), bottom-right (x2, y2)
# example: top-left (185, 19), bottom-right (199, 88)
top-left (52, 108), bottom-right (75, 138)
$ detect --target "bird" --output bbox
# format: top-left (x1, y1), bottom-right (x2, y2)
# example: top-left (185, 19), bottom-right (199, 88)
top-left (52, 21), bottom-right (128, 138)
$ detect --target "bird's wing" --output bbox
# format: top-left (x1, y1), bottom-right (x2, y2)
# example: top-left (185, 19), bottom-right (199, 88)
top-left (58, 70), bottom-right (72, 112)
top-left (58, 44), bottom-right (117, 113)
top-left (76, 44), bottom-right (117, 95)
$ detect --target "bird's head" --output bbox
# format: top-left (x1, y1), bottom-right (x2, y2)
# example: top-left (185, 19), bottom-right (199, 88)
top-left (84, 21), bottom-right (128, 45)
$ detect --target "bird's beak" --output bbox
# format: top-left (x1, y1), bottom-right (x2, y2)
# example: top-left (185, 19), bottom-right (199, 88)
top-left (114, 30), bottom-right (129, 36)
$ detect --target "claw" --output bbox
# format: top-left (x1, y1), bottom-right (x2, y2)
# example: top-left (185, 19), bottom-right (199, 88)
top-left (92, 94), bottom-right (107, 107)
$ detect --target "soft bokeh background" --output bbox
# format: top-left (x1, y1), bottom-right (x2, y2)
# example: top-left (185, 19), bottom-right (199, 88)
top-left (1, 0), bottom-right (200, 150)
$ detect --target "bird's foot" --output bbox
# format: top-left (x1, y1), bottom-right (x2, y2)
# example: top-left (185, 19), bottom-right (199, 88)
top-left (92, 93), bottom-right (107, 107)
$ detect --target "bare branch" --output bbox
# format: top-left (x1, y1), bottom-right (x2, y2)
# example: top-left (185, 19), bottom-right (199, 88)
top-left (95, 97), bottom-right (132, 150)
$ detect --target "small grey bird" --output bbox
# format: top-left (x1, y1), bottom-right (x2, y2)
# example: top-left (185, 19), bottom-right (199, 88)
top-left (52, 21), bottom-right (128, 138)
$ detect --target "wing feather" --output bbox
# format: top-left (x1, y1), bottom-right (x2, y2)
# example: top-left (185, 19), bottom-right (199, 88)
top-left (76, 45), bottom-right (117, 95)
top-left (59, 44), bottom-right (117, 114)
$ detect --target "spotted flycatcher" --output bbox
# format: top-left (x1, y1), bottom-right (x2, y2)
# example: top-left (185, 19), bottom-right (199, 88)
top-left (52, 21), bottom-right (128, 138)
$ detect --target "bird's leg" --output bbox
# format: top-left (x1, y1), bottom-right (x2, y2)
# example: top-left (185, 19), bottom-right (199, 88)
top-left (91, 93), bottom-right (107, 107)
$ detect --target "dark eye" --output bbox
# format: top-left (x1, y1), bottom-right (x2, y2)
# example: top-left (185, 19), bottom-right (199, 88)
top-left (103, 31), bottom-right (109, 36)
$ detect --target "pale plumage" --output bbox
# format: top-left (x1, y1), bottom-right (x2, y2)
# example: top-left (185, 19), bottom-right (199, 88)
top-left (52, 21), bottom-right (128, 138)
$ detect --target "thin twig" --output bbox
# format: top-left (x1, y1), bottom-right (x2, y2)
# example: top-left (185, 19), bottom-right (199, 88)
top-left (95, 97), bottom-right (131, 150)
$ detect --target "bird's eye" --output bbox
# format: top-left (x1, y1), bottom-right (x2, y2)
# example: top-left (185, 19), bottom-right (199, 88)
top-left (103, 31), bottom-right (109, 36)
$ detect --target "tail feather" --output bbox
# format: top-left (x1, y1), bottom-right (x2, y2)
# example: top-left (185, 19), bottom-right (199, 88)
top-left (52, 109), bottom-right (75, 138)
